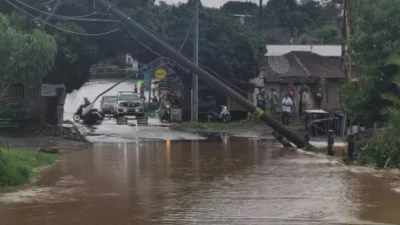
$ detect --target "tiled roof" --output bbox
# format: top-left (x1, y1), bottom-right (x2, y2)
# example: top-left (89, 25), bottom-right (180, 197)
top-left (261, 51), bottom-right (345, 81)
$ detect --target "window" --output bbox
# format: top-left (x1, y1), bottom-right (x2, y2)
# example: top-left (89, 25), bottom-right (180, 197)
top-left (4, 84), bottom-right (24, 98)
top-left (119, 94), bottom-right (140, 101)
top-left (103, 96), bottom-right (117, 103)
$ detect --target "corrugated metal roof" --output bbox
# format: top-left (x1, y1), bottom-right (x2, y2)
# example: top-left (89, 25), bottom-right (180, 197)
top-left (265, 45), bottom-right (342, 57)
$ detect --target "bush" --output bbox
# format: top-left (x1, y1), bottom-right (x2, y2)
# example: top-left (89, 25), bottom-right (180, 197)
top-left (0, 148), bottom-right (57, 187)
top-left (355, 108), bottom-right (400, 169)
top-left (356, 138), bottom-right (396, 168)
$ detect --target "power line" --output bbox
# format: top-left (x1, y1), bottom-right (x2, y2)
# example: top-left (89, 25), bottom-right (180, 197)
top-left (12, 0), bottom-right (250, 95)
top-left (129, 31), bottom-right (163, 57)
top-left (135, 22), bottom-right (250, 95)
top-left (13, 0), bottom-right (112, 20)
top-left (124, 11), bottom-right (251, 95)
top-left (178, 10), bottom-right (196, 52)
top-left (91, 57), bottom-right (170, 104)
top-left (6, 0), bottom-right (122, 36)
top-left (50, 17), bottom-right (120, 23)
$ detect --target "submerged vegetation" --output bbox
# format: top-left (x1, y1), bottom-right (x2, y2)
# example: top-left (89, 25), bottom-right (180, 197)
top-left (0, 148), bottom-right (57, 187)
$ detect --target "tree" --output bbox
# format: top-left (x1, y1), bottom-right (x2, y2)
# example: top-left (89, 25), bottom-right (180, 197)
top-left (152, 4), bottom-right (262, 81)
top-left (341, 0), bottom-right (400, 168)
top-left (221, 1), bottom-right (258, 15)
top-left (0, 13), bottom-right (56, 91)
top-left (341, 0), bottom-right (400, 123)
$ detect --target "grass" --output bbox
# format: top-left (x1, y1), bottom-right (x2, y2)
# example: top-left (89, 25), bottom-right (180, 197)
top-left (0, 148), bottom-right (57, 187)
top-left (182, 121), bottom-right (250, 131)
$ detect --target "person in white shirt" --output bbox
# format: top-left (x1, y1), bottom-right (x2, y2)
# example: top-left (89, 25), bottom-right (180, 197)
top-left (281, 93), bottom-right (293, 126)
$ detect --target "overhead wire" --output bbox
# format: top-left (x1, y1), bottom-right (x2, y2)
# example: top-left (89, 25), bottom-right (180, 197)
top-left (128, 16), bottom-right (251, 95)
top-left (128, 31), bottom-right (163, 58)
top-left (48, 17), bottom-right (120, 23)
top-left (6, 0), bottom-right (122, 36)
top-left (14, 0), bottom-right (113, 20)
top-left (178, 10), bottom-right (196, 53)
top-left (11, 0), bottom-right (251, 96)
top-left (91, 57), bottom-right (171, 104)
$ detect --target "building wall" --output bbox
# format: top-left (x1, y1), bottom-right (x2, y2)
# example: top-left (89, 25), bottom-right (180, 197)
top-left (23, 84), bottom-right (47, 121)
top-left (0, 84), bottom-right (47, 122)
top-left (322, 80), bottom-right (342, 111)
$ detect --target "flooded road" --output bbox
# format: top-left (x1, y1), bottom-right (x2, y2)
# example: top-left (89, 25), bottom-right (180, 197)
top-left (64, 79), bottom-right (206, 142)
top-left (1, 140), bottom-right (400, 225)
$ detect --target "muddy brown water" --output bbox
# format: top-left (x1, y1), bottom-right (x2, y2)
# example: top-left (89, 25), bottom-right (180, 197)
top-left (1, 140), bottom-right (400, 225)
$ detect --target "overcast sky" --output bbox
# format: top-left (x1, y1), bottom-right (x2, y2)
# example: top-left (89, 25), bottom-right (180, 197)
top-left (160, 0), bottom-right (260, 8)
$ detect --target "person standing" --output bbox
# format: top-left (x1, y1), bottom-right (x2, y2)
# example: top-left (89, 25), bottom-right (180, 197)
top-left (314, 90), bottom-right (323, 109)
top-left (288, 83), bottom-right (296, 100)
top-left (288, 83), bottom-right (296, 112)
top-left (256, 88), bottom-right (267, 111)
top-left (301, 87), bottom-right (309, 113)
top-left (281, 93), bottom-right (293, 126)
top-left (271, 88), bottom-right (278, 113)
top-left (298, 84), bottom-right (307, 116)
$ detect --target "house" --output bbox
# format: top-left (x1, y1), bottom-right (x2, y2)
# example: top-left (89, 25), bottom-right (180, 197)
top-left (0, 83), bottom-right (65, 128)
top-left (260, 45), bottom-right (345, 111)
top-left (224, 14), bottom-right (255, 26)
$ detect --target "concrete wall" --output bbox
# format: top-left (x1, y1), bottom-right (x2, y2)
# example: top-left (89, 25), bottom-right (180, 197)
top-left (23, 84), bottom-right (47, 121)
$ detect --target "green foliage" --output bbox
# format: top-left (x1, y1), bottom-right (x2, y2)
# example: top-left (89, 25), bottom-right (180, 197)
top-left (262, 0), bottom-right (341, 44)
top-left (341, 0), bottom-right (400, 122)
top-left (356, 72), bottom-right (400, 169)
top-left (0, 13), bottom-right (56, 88)
top-left (0, 0), bottom-right (342, 93)
top-left (221, 1), bottom-right (258, 15)
top-left (0, 148), bottom-right (57, 187)
top-left (343, 0), bottom-right (400, 169)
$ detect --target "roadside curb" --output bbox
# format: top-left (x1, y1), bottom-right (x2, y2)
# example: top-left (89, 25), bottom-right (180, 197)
top-left (62, 121), bottom-right (90, 143)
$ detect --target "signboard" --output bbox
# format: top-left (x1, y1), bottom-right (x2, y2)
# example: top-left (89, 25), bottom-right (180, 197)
top-left (41, 84), bottom-right (65, 97)
top-left (144, 72), bottom-right (152, 91)
top-left (154, 68), bottom-right (167, 80)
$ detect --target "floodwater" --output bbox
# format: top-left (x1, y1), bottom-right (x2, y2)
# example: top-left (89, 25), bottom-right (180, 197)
top-left (1, 79), bottom-right (400, 225)
top-left (1, 140), bottom-right (400, 225)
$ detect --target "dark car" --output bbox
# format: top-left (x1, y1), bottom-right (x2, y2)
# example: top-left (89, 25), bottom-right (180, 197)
top-left (100, 96), bottom-right (117, 115)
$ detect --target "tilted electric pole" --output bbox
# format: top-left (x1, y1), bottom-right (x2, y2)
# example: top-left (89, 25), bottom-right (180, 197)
top-left (96, 0), bottom-right (306, 148)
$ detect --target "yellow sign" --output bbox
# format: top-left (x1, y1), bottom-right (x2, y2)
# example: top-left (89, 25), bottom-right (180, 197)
top-left (154, 68), bottom-right (167, 80)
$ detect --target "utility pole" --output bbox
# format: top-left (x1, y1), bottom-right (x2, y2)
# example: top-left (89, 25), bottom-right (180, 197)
top-left (40, 0), bottom-right (63, 30)
top-left (259, 0), bottom-right (263, 33)
top-left (96, 0), bottom-right (306, 148)
top-left (191, 0), bottom-right (199, 122)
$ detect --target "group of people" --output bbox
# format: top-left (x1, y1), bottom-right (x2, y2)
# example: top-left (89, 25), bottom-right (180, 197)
top-left (256, 83), bottom-right (323, 126)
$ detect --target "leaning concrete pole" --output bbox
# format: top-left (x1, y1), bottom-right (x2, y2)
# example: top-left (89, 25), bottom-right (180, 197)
top-left (96, 0), bottom-right (306, 148)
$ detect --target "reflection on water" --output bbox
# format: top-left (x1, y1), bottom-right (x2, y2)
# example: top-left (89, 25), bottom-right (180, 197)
top-left (1, 140), bottom-right (400, 225)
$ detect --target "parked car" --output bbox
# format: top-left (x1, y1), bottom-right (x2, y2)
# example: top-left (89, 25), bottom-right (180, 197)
top-left (113, 91), bottom-right (144, 117)
top-left (100, 96), bottom-right (117, 115)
